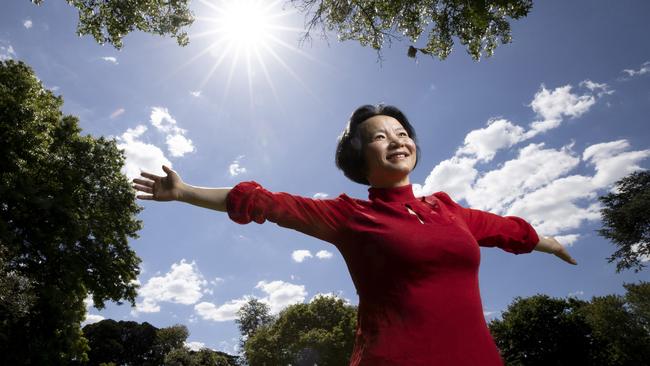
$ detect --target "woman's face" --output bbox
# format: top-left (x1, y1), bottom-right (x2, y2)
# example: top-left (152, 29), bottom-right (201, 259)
top-left (359, 115), bottom-right (417, 188)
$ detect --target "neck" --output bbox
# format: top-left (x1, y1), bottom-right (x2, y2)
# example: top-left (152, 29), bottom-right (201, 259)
top-left (368, 176), bottom-right (410, 189)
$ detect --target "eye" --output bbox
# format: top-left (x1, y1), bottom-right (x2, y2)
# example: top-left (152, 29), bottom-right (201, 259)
top-left (374, 135), bottom-right (385, 140)
top-left (399, 132), bottom-right (408, 137)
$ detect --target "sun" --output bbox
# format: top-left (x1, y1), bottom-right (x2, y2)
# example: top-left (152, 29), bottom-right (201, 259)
top-left (186, 0), bottom-right (316, 104)
top-left (217, 0), bottom-right (273, 50)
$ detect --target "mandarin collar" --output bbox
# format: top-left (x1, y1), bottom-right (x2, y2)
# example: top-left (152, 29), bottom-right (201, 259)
top-left (368, 183), bottom-right (417, 203)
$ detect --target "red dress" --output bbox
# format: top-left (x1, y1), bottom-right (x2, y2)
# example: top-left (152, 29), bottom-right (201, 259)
top-left (226, 181), bottom-right (539, 365)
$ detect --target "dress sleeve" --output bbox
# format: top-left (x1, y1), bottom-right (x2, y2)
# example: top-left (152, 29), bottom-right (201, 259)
top-left (226, 181), bottom-right (352, 245)
top-left (433, 192), bottom-right (540, 255)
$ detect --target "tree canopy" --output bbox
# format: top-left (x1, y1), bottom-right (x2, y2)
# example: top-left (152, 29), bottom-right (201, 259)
top-left (82, 320), bottom-right (238, 365)
top-left (291, 0), bottom-right (533, 61)
top-left (30, 0), bottom-right (193, 49)
top-left (239, 295), bottom-right (357, 366)
top-left (31, 0), bottom-right (533, 61)
top-left (597, 170), bottom-right (650, 273)
top-left (488, 281), bottom-right (650, 366)
top-left (0, 59), bottom-right (142, 364)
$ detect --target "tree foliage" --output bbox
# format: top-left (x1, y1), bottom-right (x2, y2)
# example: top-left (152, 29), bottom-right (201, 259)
top-left (489, 281), bottom-right (650, 366)
top-left (30, 0), bottom-right (532, 61)
top-left (83, 320), bottom-right (239, 365)
top-left (291, 0), bottom-right (533, 61)
top-left (30, 0), bottom-right (193, 49)
top-left (240, 295), bottom-right (357, 366)
top-left (597, 170), bottom-right (650, 273)
top-left (0, 59), bottom-right (142, 364)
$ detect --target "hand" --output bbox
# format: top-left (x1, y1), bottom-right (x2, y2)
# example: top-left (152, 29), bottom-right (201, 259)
top-left (132, 165), bottom-right (184, 201)
top-left (534, 236), bottom-right (578, 265)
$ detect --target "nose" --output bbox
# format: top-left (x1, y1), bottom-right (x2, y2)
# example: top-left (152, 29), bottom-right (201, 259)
top-left (388, 134), bottom-right (404, 147)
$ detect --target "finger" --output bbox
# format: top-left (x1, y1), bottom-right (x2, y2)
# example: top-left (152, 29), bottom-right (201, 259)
top-left (140, 171), bottom-right (161, 181)
top-left (136, 194), bottom-right (154, 200)
top-left (556, 250), bottom-right (578, 265)
top-left (162, 165), bottom-right (173, 174)
top-left (132, 184), bottom-right (153, 193)
top-left (132, 178), bottom-right (154, 187)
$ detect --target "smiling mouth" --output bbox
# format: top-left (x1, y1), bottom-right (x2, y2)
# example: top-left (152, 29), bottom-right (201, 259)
top-left (387, 153), bottom-right (408, 161)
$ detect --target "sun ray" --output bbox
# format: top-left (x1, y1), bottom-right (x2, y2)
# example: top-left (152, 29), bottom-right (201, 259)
top-left (186, 0), bottom-right (327, 108)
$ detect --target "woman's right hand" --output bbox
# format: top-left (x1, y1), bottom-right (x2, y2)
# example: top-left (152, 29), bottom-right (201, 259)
top-left (132, 165), bottom-right (184, 201)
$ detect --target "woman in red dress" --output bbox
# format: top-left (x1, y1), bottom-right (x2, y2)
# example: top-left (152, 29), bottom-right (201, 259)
top-left (133, 104), bottom-right (577, 365)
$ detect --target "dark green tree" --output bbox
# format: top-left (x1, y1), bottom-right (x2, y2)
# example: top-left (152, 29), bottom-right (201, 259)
top-left (597, 170), bottom-right (650, 273)
top-left (0, 59), bottom-right (142, 364)
top-left (152, 324), bottom-right (190, 364)
top-left (30, 0), bottom-right (193, 49)
top-left (488, 295), bottom-right (601, 366)
top-left (292, 0), bottom-right (533, 61)
top-left (578, 289), bottom-right (650, 366)
top-left (164, 346), bottom-right (238, 366)
top-left (243, 295), bottom-right (357, 366)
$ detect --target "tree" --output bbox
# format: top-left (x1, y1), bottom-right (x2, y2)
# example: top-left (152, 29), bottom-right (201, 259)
top-left (488, 282), bottom-right (650, 366)
top-left (153, 324), bottom-right (190, 364)
top-left (578, 290), bottom-right (650, 366)
top-left (242, 295), bottom-right (357, 366)
top-left (291, 0), bottom-right (534, 61)
top-left (488, 295), bottom-right (599, 366)
top-left (0, 59), bottom-right (142, 364)
top-left (30, 0), bottom-right (532, 61)
top-left (235, 297), bottom-right (275, 356)
top-left (597, 170), bottom-right (650, 273)
top-left (30, 0), bottom-right (193, 49)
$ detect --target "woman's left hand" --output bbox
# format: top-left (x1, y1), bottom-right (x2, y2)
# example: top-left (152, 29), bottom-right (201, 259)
top-left (534, 236), bottom-right (578, 265)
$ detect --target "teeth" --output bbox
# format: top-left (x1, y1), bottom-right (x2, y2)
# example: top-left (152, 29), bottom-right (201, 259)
top-left (389, 154), bottom-right (406, 159)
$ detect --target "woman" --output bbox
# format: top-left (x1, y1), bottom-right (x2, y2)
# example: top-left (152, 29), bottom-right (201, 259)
top-left (133, 104), bottom-right (577, 365)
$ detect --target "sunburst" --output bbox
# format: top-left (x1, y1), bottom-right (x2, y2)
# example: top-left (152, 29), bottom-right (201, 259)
top-left (186, 0), bottom-right (320, 105)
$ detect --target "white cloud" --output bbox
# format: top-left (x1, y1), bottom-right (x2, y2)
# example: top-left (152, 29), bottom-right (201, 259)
top-left (255, 280), bottom-right (307, 314)
top-left (554, 234), bottom-right (580, 247)
top-left (110, 108), bottom-right (125, 119)
top-left (195, 280), bottom-right (308, 322)
top-left (195, 296), bottom-right (252, 322)
top-left (133, 259), bottom-right (207, 315)
top-left (185, 341), bottom-right (206, 352)
top-left (23, 19), bottom-right (33, 29)
top-left (229, 155), bottom-right (247, 176)
top-left (292, 250), bottom-right (313, 263)
top-left (456, 118), bottom-right (526, 162)
top-left (166, 134), bottom-right (195, 157)
top-left (416, 156), bottom-right (479, 202)
top-left (82, 295), bottom-right (105, 325)
top-left (116, 124), bottom-right (172, 180)
top-left (84, 314), bottom-right (105, 325)
top-left (190, 90), bottom-right (201, 97)
top-left (101, 56), bottom-right (118, 64)
top-left (315, 250), bottom-right (333, 259)
top-left (583, 140), bottom-right (650, 188)
top-left (579, 80), bottom-right (614, 97)
top-left (416, 81), bottom-right (648, 242)
top-left (530, 85), bottom-right (595, 122)
top-left (631, 243), bottom-right (650, 263)
top-left (622, 61), bottom-right (650, 77)
top-left (313, 192), bottom-right (329, 199)
top-left (466, 142), bottom-right (580, 213)
top-left (0, 41), bottom-right (16, 61)
top-left (150, 107), bottom-right (195, 157)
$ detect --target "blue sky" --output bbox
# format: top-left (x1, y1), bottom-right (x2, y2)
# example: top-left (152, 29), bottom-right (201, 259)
top-left (2, 0), bottom-right (649, 355)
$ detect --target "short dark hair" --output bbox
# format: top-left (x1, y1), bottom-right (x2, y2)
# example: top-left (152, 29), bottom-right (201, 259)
top-left (335, 104), bottom-right (421, 186)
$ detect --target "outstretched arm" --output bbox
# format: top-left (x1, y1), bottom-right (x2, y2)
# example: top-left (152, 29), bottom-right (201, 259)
top-left (533, 236), bottom-right (578, 265)
top-left (132, 165), bottom-right (232, 212)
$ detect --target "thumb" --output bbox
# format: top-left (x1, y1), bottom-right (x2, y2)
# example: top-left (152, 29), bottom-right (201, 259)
top-left (162, 164), bottom-right (172, 174)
